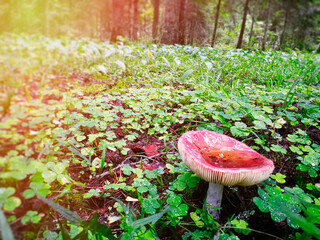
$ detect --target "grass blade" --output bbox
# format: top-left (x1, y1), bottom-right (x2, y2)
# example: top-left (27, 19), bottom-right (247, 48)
top-left (100, 149), bottom-right (106, 174)
top-left (37, 195), bottom-right (82, 225)
top-left (130, 205), bottom-right (171, 229)
top-left (0, 209), bottom-right (14, 240)
top-left (181, 69), bottom-right (194, 82)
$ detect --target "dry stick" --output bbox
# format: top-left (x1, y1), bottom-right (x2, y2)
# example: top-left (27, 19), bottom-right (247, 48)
top-left (220, 226), bottom-right (283, 240)
top-left (180, 223), bottom-right (283, 240)
top-left (96, 152), bottom-right (164, 178)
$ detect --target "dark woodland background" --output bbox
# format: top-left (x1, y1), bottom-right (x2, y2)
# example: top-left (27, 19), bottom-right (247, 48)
top-left (0, 0), bottom-right (320, 51)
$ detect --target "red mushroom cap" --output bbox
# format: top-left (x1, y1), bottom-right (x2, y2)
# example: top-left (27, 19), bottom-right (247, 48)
top-left (178, 130), bottom-right (274, 186)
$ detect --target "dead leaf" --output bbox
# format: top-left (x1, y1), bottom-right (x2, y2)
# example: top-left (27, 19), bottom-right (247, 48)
top-left (144, 144), bottom-right (159, 157)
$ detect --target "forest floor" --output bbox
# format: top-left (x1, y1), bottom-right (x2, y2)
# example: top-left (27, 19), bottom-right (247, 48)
top-left (1, 35), bottom-right (320, 240)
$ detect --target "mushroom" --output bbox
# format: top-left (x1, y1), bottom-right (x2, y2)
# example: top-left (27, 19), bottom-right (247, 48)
top-left (178, 130), bottom-right (274, 220)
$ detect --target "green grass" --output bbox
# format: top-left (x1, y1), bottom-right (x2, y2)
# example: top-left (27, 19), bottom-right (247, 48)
top-left (0, 34), bottom-right (320, 239)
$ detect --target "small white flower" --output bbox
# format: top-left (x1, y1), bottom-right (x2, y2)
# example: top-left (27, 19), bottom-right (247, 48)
top-left (126, 196), bottom-right (138, 202)
top-left (108, 216), bottom-right (122, 224)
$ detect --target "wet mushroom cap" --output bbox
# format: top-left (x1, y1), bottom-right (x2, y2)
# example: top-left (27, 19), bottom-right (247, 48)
top-left (178, 130), bottom-right (275, 186)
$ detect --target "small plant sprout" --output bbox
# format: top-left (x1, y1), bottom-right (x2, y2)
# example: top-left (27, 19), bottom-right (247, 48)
top-left (178, 130), bottom-right (274, 220)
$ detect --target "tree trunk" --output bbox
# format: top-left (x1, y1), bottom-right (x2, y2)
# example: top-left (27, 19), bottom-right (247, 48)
top-left (280, 3), bottom-right (289, 47)
top-left (132, 0), bottom-right (138, 40)
top-left (100, 0), bottom-right (109, 41)
top-left (110, 0), bottom-right (125, 42)
top-left (178, 0), bottom-right (186, 44)
top-left (6, 0), bottom-right (14, 32)
top-left (211, 0), bottom-right (221, 47)
top-left (152, 0), bottom-right (160, 40)
top-left (248, 16), bottom-right (255, 45)
top-left (225, 0), bottom-right (235, 32)
top-left (236, 0), bottom-right (250, 49)
top-left (39, 0), bottom-right (49, 36)
top-left (262, 0), bottom-right (271, 51)
top-left (189, 20), bottom-right (195, 45)
top-left (160, 0), bottom-right (179, 44)
top-left (128, 0), bottom-right (133, 39)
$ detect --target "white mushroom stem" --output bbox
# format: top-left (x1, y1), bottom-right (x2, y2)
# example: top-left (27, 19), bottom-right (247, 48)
top-left (206, 183), bottom-right (224, 220)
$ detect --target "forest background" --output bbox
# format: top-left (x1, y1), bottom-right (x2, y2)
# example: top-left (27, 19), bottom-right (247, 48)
top-left (1, 0), bottom-right (320, 51)
top-left (1, 1), bottom-right (320, 239)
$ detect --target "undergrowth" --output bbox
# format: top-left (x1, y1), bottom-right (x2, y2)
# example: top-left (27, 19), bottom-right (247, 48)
top-left (0, 34), bottom-right (320, 239)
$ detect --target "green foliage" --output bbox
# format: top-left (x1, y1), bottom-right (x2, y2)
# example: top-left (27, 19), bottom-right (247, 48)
top-left (254, 181), bottom-right (320, 238)
top-left (21, 211), bottom-right (42, 224)
top-left (0, 187), bottom-right (21, 212)
top-left (0, 209), bottom-right (14, 240)
top-left (297, 152), bottom-right (320, 177)
top-left (169, 172), bottom-right (200, 191)
top-left (230, 219), bottom-right (251, 235)
top-left (270, 173), bottom-right (286, 184)
top-left (0, 36), bottom-right (320, 239)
